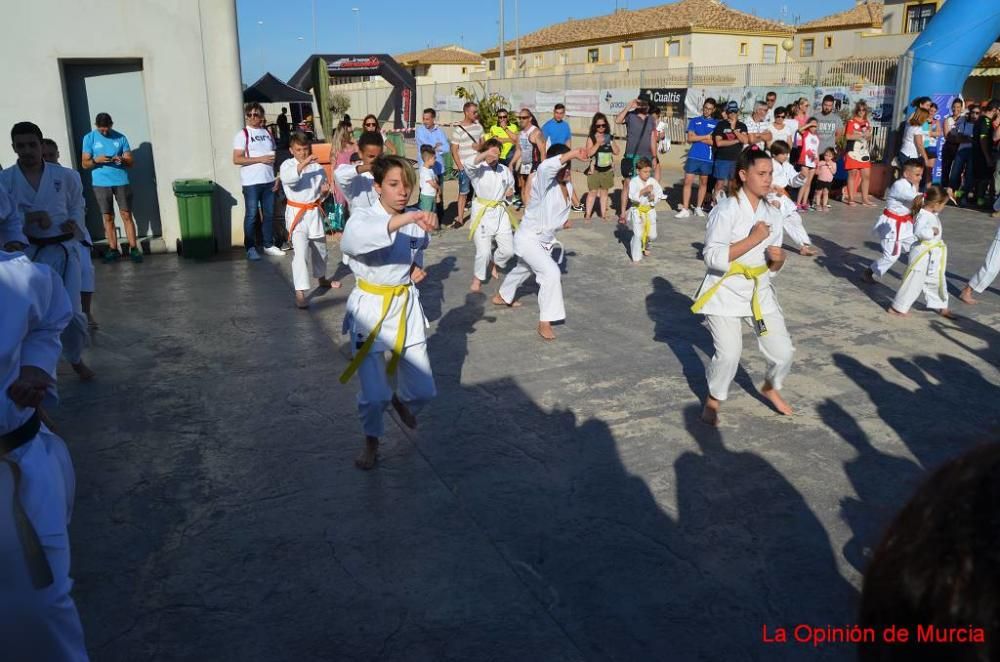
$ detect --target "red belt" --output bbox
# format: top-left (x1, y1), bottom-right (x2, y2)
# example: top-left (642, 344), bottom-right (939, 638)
top-left (286, 198), bottom-right (322, 237)
top-left (883, 209), bottom-right (912, 256)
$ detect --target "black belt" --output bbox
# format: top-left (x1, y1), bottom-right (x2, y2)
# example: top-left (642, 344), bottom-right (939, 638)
top-left (1, 411), bottom-right (53, 589)
top-left (28, 233), bottom-right (74, 247)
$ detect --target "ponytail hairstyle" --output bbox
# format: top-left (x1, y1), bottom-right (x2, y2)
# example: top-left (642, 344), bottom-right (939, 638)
top-left (911, 185), bottom-right (948, 216)
top-left (729, 146), bottom-right (773, 197)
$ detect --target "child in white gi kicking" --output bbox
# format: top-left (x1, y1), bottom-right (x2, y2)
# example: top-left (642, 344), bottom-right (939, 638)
top-left (492, 144), bottom-right (589, 341)
top-left (959, 219), bottom-right (1000, 305)
top-left (889, 186), bottom-right (954, 318)
top-left (338, 155), bottom-right (438, 470)
top-left (768, 141), bottom-right (817, 257)
top-left (465, 138), bottom-right (515, 292)
top-left (280, 131), bottom-right (339, 309)
top-left (691, 148), bottom-right (794, 426)
top-left (627, 157), bottom-right (663, 263)
top-left (863, 159), bottom-right (923, 283)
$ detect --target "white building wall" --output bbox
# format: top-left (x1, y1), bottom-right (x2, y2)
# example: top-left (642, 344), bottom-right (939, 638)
top-left (0, 0), bottom-right (245, 252)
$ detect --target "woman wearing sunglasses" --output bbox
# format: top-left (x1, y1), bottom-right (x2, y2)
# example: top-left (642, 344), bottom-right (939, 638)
top-left (232, 102), bottom-right (284, 261)
top-left (361, 114), bottom-right (397, 155)
top-left (583, 113), bottom-right (619, 220)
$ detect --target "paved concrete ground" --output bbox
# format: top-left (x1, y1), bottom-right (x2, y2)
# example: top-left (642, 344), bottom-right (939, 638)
top-left (61, 179), bottom-right (999, 661)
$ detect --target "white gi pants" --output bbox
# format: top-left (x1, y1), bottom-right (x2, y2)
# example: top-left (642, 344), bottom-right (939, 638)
top-left (892, 244), bottom-right (948, 313)
top-left (76, 244), bottom-right (95, 294)
top-left (782, 210), bottom-right (812, 249)
top-left (0, 426), bottom-right (89, 662)
top-left (497, 232), bottom-right (566, 322)
top-left (472, 227), bottom-right (514, 282)
top-left (629, 208), bottom-right (657, 262)
top-left (968, 226), bottom-right (1000, 293)
top-left (705, 312), bottom-right (794, 401)
top-left (870, 227), bottom-right (915, 279)
top-left (25, 243), bottom-right (88, 365)
top-left (291, 231), bottom-right (328, 292)
top-left (355, 343), bottom-right (436, 437)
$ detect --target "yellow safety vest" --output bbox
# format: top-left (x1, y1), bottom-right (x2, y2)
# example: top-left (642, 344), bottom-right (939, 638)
top-left (339, 279), bottom-right (412, 384)
top-left (690, 262), bottom-right (771, 335)
top-left (901, 239), bottom-right (947, 301)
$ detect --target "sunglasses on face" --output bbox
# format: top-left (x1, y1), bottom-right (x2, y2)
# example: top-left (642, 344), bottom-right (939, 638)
top-left (595, 123), bottom-right (607, 128)
top-left (247, 113), bottom-right (262, 118)
top-left (498, 115), bottom-right (508, 120)
top-left (364, 123), bottom-right (377, 127)
top-left (519, 115), bottom-right (530, 120)
top-left (775, 115), bottom-right (786, 119)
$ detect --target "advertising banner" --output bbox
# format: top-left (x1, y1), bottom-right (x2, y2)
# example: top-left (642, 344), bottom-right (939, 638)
top-left (565, 89), bottom-right (600, 117)
top-left (510, 90), bottom-right (536, 112)
top-left (640, 88), bottom-right (686, 119)
top-left (813, 86), bottom-right (897, 125)
top-left (599, 88), bottom-right (639, 116)
top-left (535, 90), bottom-right (565, 112)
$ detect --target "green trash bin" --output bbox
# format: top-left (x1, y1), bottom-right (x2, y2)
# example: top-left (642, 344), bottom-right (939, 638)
top-left (172, 179), bottom-right (216, 259)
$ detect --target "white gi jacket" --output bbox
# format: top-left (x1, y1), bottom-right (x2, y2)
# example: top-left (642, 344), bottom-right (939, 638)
top-left (279, 159), bottom-right (327, 238)
top-left (694, 190), bottom-right (784, 318)
top-left (628, 177), bottom-right (663, 205)
top-left (873, 179), bottom-right (919, 240)
top-left (465, 161), bottom-right (514, 235)
top-left (518, 156), bottom-right (573, 244)
top-left (0, 163), bottom-right (85, 246)
top-left (334, 164), bottom-right (377, 210)
top-left (340, 204), bottom-right (430, 351)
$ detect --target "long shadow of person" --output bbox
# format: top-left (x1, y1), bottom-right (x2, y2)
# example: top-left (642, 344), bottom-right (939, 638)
top-left (929, 315), bottom-right (1000, 366)
top-left (419, 255), bottom-right (457, 323)
top-left (810, 233), bottom-right (895, 308)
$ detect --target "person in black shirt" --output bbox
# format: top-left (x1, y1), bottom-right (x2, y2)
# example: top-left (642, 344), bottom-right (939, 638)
top-left (972, 99), bottom-right (999, 208)
top-left (277, 107), bottom-right (291, 147)
top-left (711, 100), bottom-right (749, 201)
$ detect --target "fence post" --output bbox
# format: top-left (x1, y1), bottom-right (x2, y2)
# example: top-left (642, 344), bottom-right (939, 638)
top-left (687, 62), bottom-right (694, 87)
top-left (745, 64), bottom-right (751, 87)
top-left (816, 60), bottom-right (824, 85)
top-left (639, 69), bottom-right (644, 89)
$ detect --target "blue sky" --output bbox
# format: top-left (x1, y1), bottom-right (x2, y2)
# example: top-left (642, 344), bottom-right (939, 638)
top-left (236, 0), bottom-right (858, 85)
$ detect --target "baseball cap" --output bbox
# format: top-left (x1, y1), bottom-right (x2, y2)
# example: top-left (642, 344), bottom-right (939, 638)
top-left (725, 101), bottom-right (739, 113)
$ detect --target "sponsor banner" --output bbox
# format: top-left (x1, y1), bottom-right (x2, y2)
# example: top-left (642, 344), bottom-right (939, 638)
top-left (930, 93), bottom-right (958, 183)
top-left (813, 85), bottom-right (897, 124)
top-left (434, 94), bottom-right (465, 113)
top-left (327, 56), bottom-right (382, 75)
top-left (565, 89), bottom-right (600, 117)
top-left (640, 88), bottom-right (686, 118)
top-left (535, 90), bottom-right (565, 111)
top-left (510, 90), bottom-right (536, 112)
top-left (685, 87), bottom-right (755, 117)
top-left (599, 88), bottom-right (639, 116)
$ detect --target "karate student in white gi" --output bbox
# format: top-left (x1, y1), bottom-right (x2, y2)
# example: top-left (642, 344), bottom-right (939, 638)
top-left (863, 159), bottom-right (923, 283)
top-left (465, 138), bottom-right (515, 293)
top-left (0, 248), bottom-right (89, 662)
top-left (889, 186), bottom-right (954, 318)
top-left (492, 144), bottom-right (590, 341)
top-left (41, 139), bottom-right (98, 329)
top-left (690, 148), bottom-right (794, 426)
top-left (334, 131), bottom-right (384, 268)
top-left (338, 155), bottom-right (438, 470)
top-left (959, 221), bottom-right (1000, 305)
top-left (279, 132), bottom-right (340, 309)
top-left (768, 141), bottom-right (817, 257)
top-left (626, 157), bottom-right (663, 263)
top-left (1, 122), bottom-right (94, 381)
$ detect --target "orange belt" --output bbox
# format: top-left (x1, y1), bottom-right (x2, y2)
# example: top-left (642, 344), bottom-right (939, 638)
top-left (286, 198), bottom-right (322, 237)
top-left (883, 209), bottom-right (912, 256)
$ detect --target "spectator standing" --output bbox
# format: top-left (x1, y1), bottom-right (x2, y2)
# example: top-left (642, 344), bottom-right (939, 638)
top-left (362, 115), bottom-right (398, 155)
top-left (542, 103), bottom-right (572, 148)
top-left (763, 91), bottom-right (778, 123)
top-left (899, 108), bottom-right (930, 177)
top-left (844, 101), bottom-right (874, 205)
top-left (815, 94), bottom-right (844, 155)
top-left (415, 108), bottom-right (449, 216)
top-left (676, 98), bottom-right (717, 218)
top-left (512, 109), bottom-right (545, 209)
top-left (232, 102), bottom-right (283, 261)
top-left (940, 98), bottom-right (964, 193)
top-left (81, 112), bottom-right (141, 263)
top-left (950, 104), bottom-right (979, 203)
top-left (971, 100), bottom-right (999, 208)
top-left (711, 101), bottom-right (749, 200)
top-left (767, 106), bottom-right (798, 147)
top-left (450, 101), bottom-right (484, 227)
top-left (615, 95), bottom-right (657, 223)
top-left (277, 106), bottom-right (291, 147)
top-left (744, 101), bottom-right (773, 149)
top-left (921, 102), bottom-right (942, 185)
top-left (583, 112), bottom-right (619, 220)
top-left (486, 108), bottom-right (519, 167)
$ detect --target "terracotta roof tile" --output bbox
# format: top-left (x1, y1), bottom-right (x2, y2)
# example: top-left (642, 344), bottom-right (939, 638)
top-left (482, 0), bottom-right (792, 57)
top-left (395, 44), bottom-right (483, 66)
top-left (797, 1), bottom-right (883, 32)
top-left (979, 43), bottom-right (1000, 68)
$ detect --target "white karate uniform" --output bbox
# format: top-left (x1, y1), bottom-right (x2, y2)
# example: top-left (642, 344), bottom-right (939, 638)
top-left (968, 222), bottom-right (1000, 294)
top-left (0, 164), bottom-right (88, 364)
top-left (892, 209), bottom-right (948, 313)
top-left (693, 191), bottom-right (794, 401)
top-left (340, 204), bottom-right (436, 438)
top-left (280, 158), bottom-right (329, 291)
top-left (0, 251), bottom-right (89, 662)
top-left (627, 177), bottom-right (662, 262)
top-left (870, 178), bottom-right (919, 278)
top-left (465, 160), bottom-right (515, 281)
top-left (770, 159), bottom-right (811, 249)
top-left (62, 169), bottom-right (94, 295)
top-left (497, 156), bottom-right (572, 321)
top-left (334, 163), bottom-right (377, 265)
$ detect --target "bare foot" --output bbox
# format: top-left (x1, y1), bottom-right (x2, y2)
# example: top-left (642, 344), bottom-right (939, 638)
top-left (959, 286), bottom-right (978, 305)
top-left (701, 397), bottom-right (721, 426)
top-left (936, 308), bottom-right (957, 319)
top-left (642, 249), bottom-right (651, 256)
top-left (491, 294), bottom-right (521, 307)
top-left (887, 307), bottom-right (908, 317)
top-left (760, 382), bottom-right (793, 416)
top-left (470, 278), bottom-right (482, 293)
top-left (861, 268), bottom-right (876, 284)
top-left (295, 292), bottom-right (309, 309)
top-left (800, 246), bottom-right (818, 256)
top-left (71, 361), bottom-right (96, 382)
top-left (537, 321), bottom-right (556, 340)
top-left (355, 436), bottom-right (379, 470)
top-left (391, 394), bottom-right (418, 429)
top-left (491, 263), bottom-right (500, 280)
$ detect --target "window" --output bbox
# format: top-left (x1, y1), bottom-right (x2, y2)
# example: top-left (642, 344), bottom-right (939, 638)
top-left (587, 48), bottom-right (600, 63)
top-left (559, 52), bottom-right (568, 66)
top-left (762, 44), bottom-right (777, 64)
top-left (489, 60), bottom-right (496, 71)
top-left (664, 40), bottom-right (680, 57)
top-left (800, 38), bottom-right (815, 57)
top-left (906, 3), bottom-right (936, 32)
top-left (533, 54), bottom-right (543, 68)
top-left (824, 35), bottom-right (833, 49)
top-left (461, 67), bottom-right (467, 74)
top-left (739, 42), bottom-right (749, 56)
top-left (621, 45), bottom-right (633, 61)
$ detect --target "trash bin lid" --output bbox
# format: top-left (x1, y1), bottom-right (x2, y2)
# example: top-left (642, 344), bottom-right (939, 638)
top-left (172, 179), bottom-right (215, 194)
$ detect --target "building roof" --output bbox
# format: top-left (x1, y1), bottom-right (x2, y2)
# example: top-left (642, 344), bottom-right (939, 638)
top-left (797, 1), bottom-right (883, 32)
top-left (979, 43), bottom-right (1000, 68)
top-left (243, 72), bottom-right (312, 103)
top-left (395, 44), bottom-right (483, 66)
top-left (481, 0), bottom-right (792, 57)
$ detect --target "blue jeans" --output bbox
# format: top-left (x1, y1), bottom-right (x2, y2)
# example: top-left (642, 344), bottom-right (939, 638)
top-left (949, 149), bottom-right (973, 192)
top-left (242, 182), bottom-right (275, 250)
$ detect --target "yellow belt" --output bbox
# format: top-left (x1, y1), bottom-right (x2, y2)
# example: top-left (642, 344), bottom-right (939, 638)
top-left (901, 239), bottom-right (947, 300)
top-left (338, 278), bottom-right (412, 384)
top-left (468, 197), bottom-right (510, 239)
top-left (637, 204), bottom-right (653, 251)
top-left (690, 262), bottom-right (771, 335)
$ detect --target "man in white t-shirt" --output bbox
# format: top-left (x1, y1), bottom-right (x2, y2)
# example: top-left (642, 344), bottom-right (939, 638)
top-left (745, 101), bottom-right (773, 150)
top-left (449, 102), bottom-right (484, 226)
top-left (232, 102), bottom-right (284, 261)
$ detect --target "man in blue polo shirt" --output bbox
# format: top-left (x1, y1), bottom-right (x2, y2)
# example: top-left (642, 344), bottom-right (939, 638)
top-left (676, 98), bottom-right (718, 218)
top-left (542, 103), bottom-right (572, 148)
top-left (81, 112), bottom-right (141, 262)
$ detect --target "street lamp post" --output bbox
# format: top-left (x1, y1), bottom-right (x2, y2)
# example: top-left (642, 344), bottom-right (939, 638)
top-left (499, 0), bottom-right (505, 80)
top-left (351, 8), bottom-right (360, 52)
top-left (257, 20), bottom-right (265, 74)
top-left (312, 0), bottom-right (318, 51)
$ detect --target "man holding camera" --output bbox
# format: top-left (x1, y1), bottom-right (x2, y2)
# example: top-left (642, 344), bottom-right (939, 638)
top-left (615, 95), bottom-right (657, 224)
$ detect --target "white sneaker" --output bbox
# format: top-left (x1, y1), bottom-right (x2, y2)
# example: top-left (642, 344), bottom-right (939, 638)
top-left (674, 208), bottom-right (692, 218)
top-left (659, 192), bottom-right (670, 201)
top-left (263, 245), bottom-right (285, 257)
top-left (695, 207), bottom-right (707, 217)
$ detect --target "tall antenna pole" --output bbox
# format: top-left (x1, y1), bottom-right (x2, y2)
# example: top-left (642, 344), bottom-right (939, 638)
top-left (499, 0), bottom-right (505, 79)
top-left (515, 0), bottom-right (520, 77)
